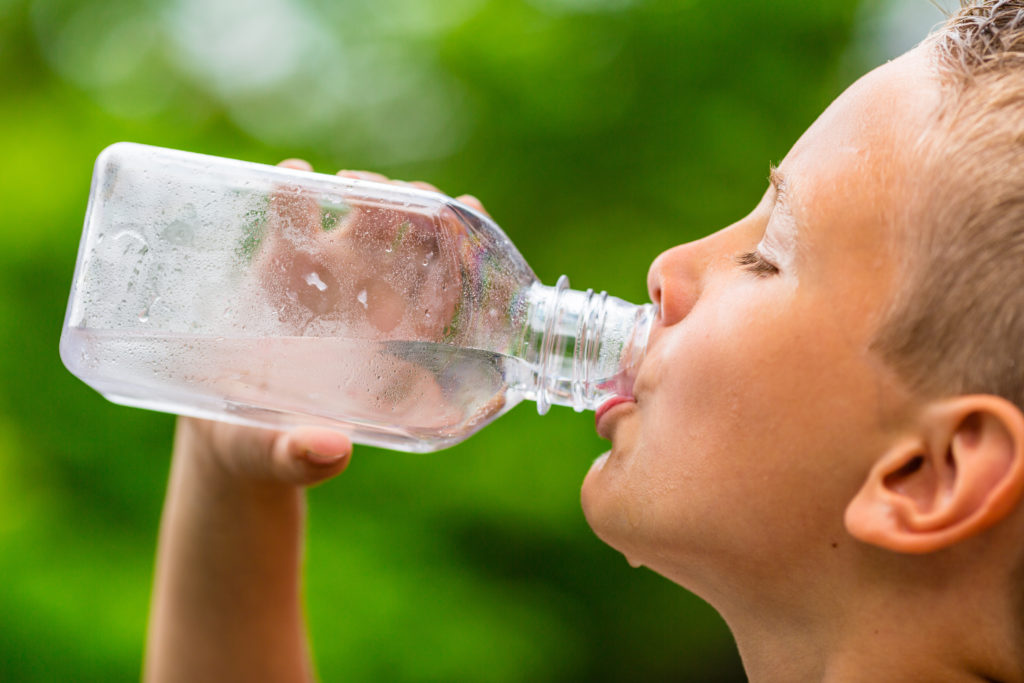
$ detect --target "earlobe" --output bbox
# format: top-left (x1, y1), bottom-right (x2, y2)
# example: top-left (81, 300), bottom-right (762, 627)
top-left (845, 396), bottom-right (1024, 554)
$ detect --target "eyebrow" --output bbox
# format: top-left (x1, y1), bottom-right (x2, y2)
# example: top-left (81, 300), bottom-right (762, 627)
top-left (765, 165), bottom-right (801, 261)
top-left (768, 165), bottom-right (787, 205)
top-left (767, 165), bottom-right (797, 224)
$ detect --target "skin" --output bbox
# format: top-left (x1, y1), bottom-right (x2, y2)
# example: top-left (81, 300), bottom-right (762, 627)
top-left (583, 46), bottom-right (1024, 681)
top-left (145, 47), bottom-right (1024, 682)
top-left (582, 48), bottom-right (935, 605)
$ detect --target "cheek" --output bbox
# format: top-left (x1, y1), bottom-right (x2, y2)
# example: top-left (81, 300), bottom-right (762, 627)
top-left (646, 295), bottom-right (796, 443)
top-left (581, 448), bottom-right (685, 565)
top-left (582, 290), bottom-right (828, 554)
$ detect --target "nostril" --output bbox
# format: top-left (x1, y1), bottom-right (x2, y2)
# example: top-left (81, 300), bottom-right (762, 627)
top-left (650, 284), bottom-right (662, 307)
top-left (647, 262), bottom-right (665, 308)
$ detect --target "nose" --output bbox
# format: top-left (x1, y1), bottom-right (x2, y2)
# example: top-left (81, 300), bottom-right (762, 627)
top-left (647, 242), bottom-right (702, 327)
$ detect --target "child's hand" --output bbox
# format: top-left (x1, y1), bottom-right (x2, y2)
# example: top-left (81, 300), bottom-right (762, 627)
top-left (171, 162), bottom-right (490, 489)
top-left (175, 416), bottom-right (352, 487)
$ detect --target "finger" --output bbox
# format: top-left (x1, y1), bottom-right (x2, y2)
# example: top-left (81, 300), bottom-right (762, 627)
top-left (339, 173), bottom-right (443, 197)
top-left (270, 427), bottom-right (353, 487)
top-left (455, 194), bottom-right (491, 218)
top-left (270, 159), bottom-right (322, 238)
top-left (336, 170), bottom-right (391, 183)
top-left (253, 161), bottom-right (340, 321)
top-left (334, 170), bottom-right (441, 270)
top-left (407, 180), bottom-right (442, 194)
top-left (279, 158), bottom-right (313, 172)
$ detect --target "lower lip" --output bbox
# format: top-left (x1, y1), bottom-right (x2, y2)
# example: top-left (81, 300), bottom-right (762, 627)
top-left (595, 396), bottom-right (634, 430)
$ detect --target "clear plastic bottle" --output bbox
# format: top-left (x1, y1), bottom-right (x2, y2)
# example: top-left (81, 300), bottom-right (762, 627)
top-left (60, 143), bottom-right (656, 452)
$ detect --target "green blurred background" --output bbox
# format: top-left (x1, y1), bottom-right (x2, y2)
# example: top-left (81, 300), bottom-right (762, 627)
top-left (0, 0), bottom-right (944, 680)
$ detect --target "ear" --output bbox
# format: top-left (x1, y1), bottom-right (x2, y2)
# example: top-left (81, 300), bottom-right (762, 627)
top-left (845, 395), bottom-right (1024, 554)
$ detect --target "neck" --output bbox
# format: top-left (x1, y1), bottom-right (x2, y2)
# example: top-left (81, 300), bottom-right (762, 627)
top-left (710, 552), bottom-right (1023, 683)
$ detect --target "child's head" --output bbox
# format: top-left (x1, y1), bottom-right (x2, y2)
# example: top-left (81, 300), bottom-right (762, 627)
top-left (581, 0), bottom-right (1024, 659)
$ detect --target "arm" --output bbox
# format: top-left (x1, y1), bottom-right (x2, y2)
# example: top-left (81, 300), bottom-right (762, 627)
top-left (143, 417), bottom-right (351, 683)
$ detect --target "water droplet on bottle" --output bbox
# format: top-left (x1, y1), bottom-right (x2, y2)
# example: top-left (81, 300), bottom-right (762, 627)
top-left (304, 271), bottom-right (328, 292)
top-left (384, 245), bottom-right (393, 254)
top-left (161, 219), bottom-right (194, 246)
top-left (357, 289), bottom-right (368, 308)
top-left (138, 296), bottom-right (160, 323)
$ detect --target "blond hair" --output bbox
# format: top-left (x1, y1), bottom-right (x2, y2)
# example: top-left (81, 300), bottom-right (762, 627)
top-left (872, 0), bottom-right (1024, 410)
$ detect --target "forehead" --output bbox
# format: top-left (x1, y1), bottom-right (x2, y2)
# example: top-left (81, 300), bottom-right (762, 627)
top-left (780, 49), bottom-right (940, 268)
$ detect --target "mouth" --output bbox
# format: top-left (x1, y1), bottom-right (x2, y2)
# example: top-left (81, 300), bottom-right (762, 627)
top-left (595, 394), bottom-right (635, 439)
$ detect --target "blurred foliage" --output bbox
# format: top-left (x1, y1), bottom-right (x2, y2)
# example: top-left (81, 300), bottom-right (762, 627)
top-left (0, 0), bottom-right (911, 679)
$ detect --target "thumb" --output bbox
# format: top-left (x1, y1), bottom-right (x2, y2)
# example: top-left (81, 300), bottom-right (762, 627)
top-left (269, 427), bottom-right (353, 486)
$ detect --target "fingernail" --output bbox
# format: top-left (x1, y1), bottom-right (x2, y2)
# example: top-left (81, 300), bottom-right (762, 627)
top-left (304, 449), bottom-right (346, 465)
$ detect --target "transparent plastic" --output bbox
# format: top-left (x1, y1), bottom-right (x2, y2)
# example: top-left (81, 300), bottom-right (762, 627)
top-left (60, 143), bottom-right (655, 452)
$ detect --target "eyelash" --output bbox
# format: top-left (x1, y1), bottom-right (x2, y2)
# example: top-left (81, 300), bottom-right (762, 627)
top-left (734, 250), bottom-right (780, 277)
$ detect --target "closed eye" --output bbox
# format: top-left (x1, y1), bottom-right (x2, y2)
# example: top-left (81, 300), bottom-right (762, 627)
top-left (735, 250), bottom-right (779, 277)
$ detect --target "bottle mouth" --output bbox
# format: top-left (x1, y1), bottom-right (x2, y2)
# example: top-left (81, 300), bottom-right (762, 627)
top-left (529, 276), bottom-right (656, 415)
top-left (603, 301), bottom-right (655, 402)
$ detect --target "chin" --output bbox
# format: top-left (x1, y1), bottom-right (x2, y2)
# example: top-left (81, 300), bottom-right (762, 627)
top-left (580, 454), bottom-right (615, 535)
top-left (580, 451), bottom-right (709, 590)
top-left (580, 453), bottom-right (643, 557)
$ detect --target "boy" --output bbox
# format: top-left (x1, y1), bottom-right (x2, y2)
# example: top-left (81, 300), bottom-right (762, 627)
top-left (145, 2), bottom-right (1024, 680)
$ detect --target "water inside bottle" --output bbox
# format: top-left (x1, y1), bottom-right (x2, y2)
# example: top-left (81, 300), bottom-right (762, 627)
top-left (62, 328), bottom-right (532, 452)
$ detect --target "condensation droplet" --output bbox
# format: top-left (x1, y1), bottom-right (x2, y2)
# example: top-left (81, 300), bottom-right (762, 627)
top-left (161, 219), bottom-right (195, 246)
top-left (357, 289), bottom-right (368, 308)
top-left (304, 271), bottom-right (328, 292)
top-left (138, 296), bottom-right (160, 323)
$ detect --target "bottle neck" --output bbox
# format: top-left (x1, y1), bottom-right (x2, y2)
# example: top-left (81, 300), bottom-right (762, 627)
top-left (515, 275), bottom-right (656, 414)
